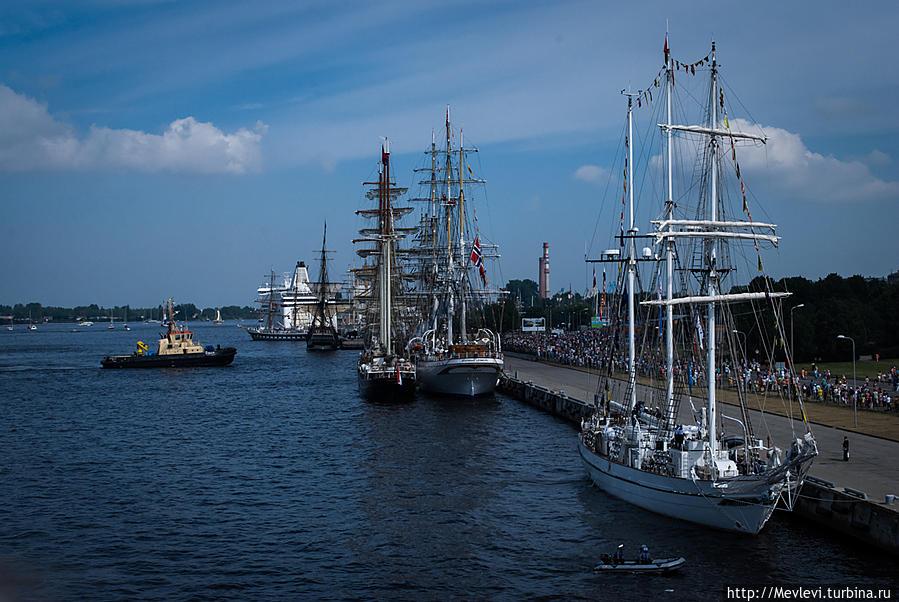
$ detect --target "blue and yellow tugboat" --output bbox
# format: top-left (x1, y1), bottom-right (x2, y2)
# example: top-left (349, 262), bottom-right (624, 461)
top-left (101, 299), bottom-right (236, 368)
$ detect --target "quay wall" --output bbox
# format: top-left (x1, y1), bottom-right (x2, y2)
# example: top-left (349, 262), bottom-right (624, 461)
top-left (497, 373), bottom-right (899, 555)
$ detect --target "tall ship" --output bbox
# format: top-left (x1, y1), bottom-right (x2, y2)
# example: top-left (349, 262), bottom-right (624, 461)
top-left (355, 141), bottom-right (416, 399)
top-left (406, 108), bottom-right (503, 396)
top-left (578, 38), bottom-right (817, 534)
top-left (102, 298), bottom-right (236, 368)
top-left (240, 262), bottom-right (317, 341)
top-left (306, 223), bottom-right (341, 351)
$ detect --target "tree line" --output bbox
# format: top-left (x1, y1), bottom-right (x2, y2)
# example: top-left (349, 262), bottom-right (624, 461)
top-left (478, 273), bottom-right (899, 362)
top-left (0, 303), bottom-right (258, 322)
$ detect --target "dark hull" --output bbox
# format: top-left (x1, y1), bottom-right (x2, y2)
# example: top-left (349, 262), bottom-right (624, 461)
top-left (307, 329), bottom-right (340, 351)
top-left (357, 372), bottom-right (416, 401)
top-left (101, 348), bottom-right (237, 369)
top-left (339, 338), bottom-right (364, 350)
top-left (241, 327), bottom-right (306, 341)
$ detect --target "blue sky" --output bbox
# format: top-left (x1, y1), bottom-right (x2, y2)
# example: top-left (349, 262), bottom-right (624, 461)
top-left (1, 0), bottom-right (897, 307)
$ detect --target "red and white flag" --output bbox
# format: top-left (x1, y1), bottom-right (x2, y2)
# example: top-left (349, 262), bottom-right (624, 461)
top-left (469, 235), bottom-right (487, 285)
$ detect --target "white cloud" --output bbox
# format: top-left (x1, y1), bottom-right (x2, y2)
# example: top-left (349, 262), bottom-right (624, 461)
top-left (0, 85), bottom-right (265, 173)
top-left (866, 149), bottom-right (891, 166)
top-left (573, 164), bottom-right (608, 184)
top-left (731, 118), bottom-right (899, 203)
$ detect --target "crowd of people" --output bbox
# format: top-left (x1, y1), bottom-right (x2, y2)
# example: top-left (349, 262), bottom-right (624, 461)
top-left (503, 330), bottom-right (899, 413)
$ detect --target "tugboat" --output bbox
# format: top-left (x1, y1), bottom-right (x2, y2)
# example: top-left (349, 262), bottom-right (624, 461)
top-left (101, 299), bottom-right (236, 368)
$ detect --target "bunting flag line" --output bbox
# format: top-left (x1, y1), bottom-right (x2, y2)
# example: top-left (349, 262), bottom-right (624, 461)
top-left (629, 39), bottom-right (713, 111)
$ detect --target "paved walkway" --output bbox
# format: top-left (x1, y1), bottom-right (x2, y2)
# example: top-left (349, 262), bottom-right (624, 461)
top-left (505, 355), bottom-right (899, 505)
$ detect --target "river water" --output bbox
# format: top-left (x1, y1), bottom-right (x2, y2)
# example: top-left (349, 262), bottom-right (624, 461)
top-left (1, 323), bottom-right (895, 600)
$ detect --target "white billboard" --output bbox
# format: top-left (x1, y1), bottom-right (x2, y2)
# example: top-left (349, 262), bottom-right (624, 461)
top-left (521, 317), bottom-right (545, 332)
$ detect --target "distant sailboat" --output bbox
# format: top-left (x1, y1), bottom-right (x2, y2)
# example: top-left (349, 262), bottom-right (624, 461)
top-left (28, 312), bottom-right (37, 331)
top-left (108, 310), bottom-right (115, 330)
top-left (123, 308), bottom-right (131, 331)
top-left (213, 309), bottom-right (223, 325)
top-left (7, 316), bottom-right (13, 331)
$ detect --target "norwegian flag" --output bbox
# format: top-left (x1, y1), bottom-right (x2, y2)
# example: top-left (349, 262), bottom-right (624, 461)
top-left (469, 235), bottom-right (487, 285)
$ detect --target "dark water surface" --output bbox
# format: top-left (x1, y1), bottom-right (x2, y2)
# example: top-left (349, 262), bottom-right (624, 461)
top-left (1, 323), bottom-right (896, 600)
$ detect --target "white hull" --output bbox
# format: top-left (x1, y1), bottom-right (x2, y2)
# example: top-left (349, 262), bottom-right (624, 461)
top-left (578, 437), bottom-right (779, 534)
top-left (416, 356), bottom-right (502, 396)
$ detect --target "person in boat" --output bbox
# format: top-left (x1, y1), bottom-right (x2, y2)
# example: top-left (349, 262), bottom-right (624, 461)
top-left (615, 544), bottom-right (624, 564)
top-left (639, 544), bottom-right (651, 563)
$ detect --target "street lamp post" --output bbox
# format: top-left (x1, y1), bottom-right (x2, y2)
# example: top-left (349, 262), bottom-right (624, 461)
top-left (837, 334), bottom-right (857, 428)
top-left (790, 303), bottom-right (806, 371)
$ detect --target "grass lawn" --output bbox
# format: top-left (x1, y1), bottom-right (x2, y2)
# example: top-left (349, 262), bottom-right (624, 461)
top-left (794, 359), bottom-right (898, 381)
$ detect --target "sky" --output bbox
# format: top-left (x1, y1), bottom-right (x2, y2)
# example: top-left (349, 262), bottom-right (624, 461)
top-left (1, 0), bottom-right (898, 307)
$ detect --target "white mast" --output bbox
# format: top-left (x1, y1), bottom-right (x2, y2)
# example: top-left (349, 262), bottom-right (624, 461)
top-left (625, 91), bottom-right (637, 413)
top-left (379, 143), bottom-right (392, 352)
top-left (665, 34), bottom-right (675, 432)
top-left (707, 42), bottom-right (719, 460)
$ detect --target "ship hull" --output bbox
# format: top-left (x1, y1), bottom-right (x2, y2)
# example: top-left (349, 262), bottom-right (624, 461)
top-left (415, 356), bottom-right (502, 396)
top-left (101, 348), bottom-right (237, 369)
top-left (243, 327), bottom-right (306, 341)
top-left (357, 370), bottom-right (416, 401)
top-left (307, 330), bottom-right (340, 351)
top-left (577, 437), bottom-right (779, 534)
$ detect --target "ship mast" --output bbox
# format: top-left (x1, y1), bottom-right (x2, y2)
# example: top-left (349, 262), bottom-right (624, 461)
top-left (379, 141), bottom-right (392, 353)
top-left (459, 128), bottom-right (467, 342)
top-left (707, 41), bottom-right (719, 460)
top-left (664, 34), bottom-right (676, 433)
top-left (430, 130), bottom-right (439, 331)
top-left (623, 91), bottom-right (637, 413)
top-left (445, 106), bottom-right (454, 347)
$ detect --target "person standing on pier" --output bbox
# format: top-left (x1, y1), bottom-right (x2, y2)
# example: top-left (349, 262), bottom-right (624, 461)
top-left (842, 436), bottom-right (850, 461)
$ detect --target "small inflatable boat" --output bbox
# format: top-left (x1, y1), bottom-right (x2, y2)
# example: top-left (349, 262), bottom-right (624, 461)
top-left (594, 556), bottom-right (685, 573)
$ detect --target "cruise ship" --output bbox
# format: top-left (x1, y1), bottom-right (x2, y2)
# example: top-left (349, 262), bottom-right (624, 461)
top-left (240, 261), bottom-right (319, 340)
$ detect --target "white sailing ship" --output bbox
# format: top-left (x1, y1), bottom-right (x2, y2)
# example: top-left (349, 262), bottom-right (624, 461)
top-left (407, 108), bottom-right (503, 396)
top-left (578, 39), bottom-right (817, 534)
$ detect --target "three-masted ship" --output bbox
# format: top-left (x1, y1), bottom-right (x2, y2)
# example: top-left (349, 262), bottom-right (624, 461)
top-left (578, 39), bottom-right (817, 534)
top-left (355, 141), bottom-right (417, 398)
top-left (241, 262), bottom-right (317, 341)
top-left (306, 223), bottom-right (341, 351)
top-left (406, 108), bottom-right (503, 396)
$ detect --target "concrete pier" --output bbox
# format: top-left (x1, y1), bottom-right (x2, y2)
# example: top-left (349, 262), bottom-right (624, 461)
top-left (500, 355), bottom-right (899, 554)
